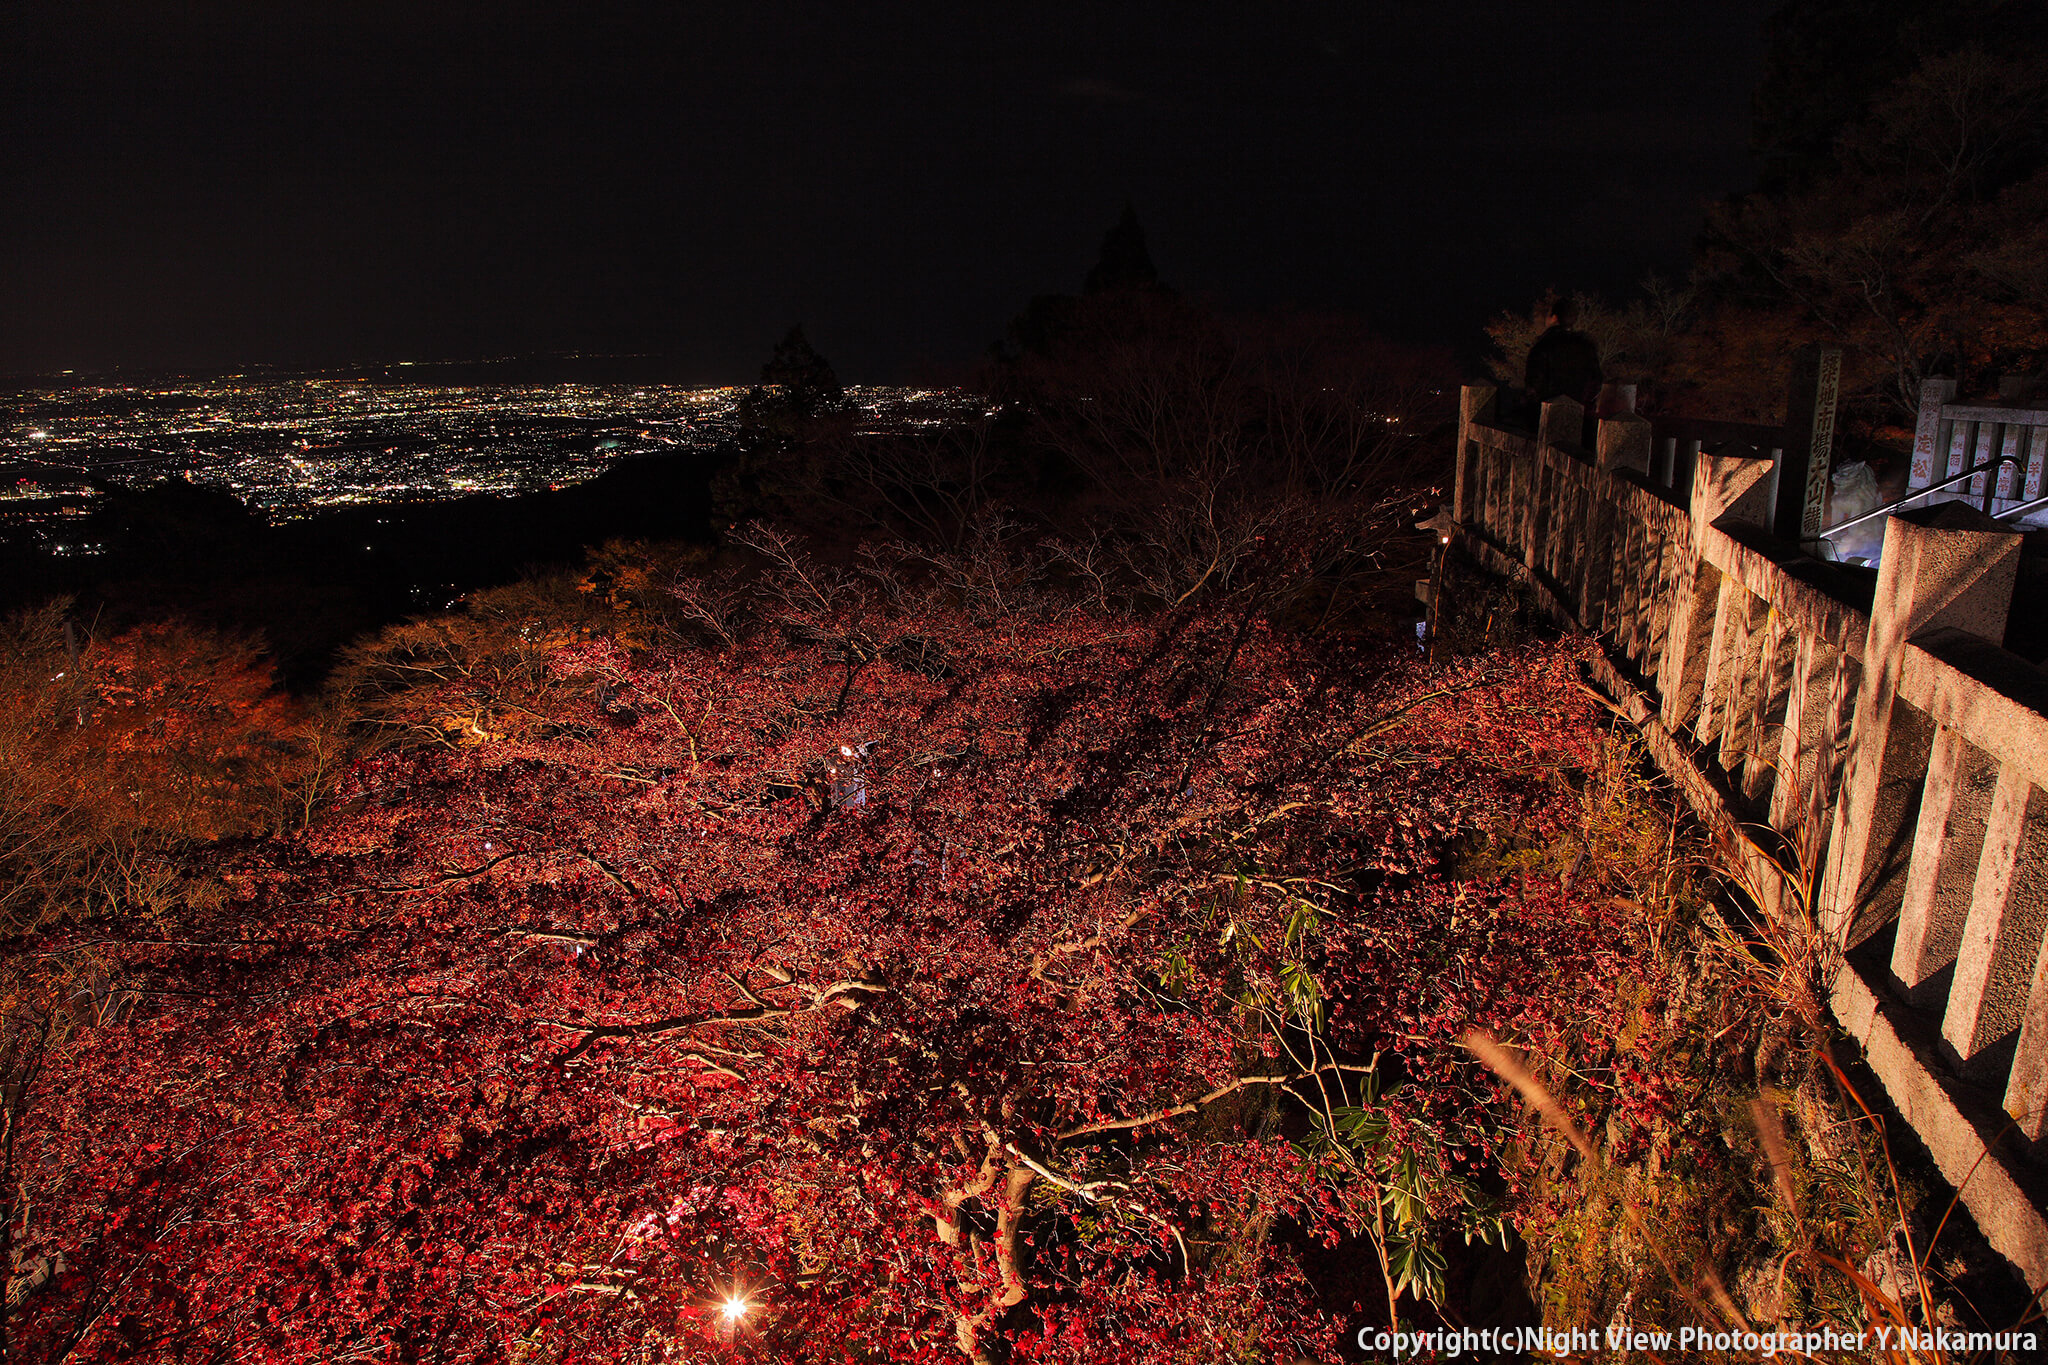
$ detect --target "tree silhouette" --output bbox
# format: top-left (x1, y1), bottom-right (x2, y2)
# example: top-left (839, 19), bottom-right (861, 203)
top-left (745, 325), bottom-right (846, 423)
top-left (1701, 38), bottom-right (2048, 415)
top-left (723, 327), bottom-right (857, 522)
top-left (1083, 204), bottom-right (1160, 295)
top-left (1001, 207), bottom-right (1170, 362)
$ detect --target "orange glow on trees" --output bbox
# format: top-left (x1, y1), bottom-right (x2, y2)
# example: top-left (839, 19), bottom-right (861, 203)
top-left (4, 548), bottom-right (1658, 1361)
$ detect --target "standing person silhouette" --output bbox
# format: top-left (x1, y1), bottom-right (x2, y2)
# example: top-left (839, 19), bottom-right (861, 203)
top-left (1523, 297), bottom-right (1603, 411)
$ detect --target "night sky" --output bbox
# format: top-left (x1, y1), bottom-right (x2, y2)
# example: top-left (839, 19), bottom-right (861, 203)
top-left (4, 2), bottom-right (1781, 382)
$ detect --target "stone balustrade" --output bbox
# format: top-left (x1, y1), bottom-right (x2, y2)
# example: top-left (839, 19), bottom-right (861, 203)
top-left (1453, 383), bottom-right (2048, 1293)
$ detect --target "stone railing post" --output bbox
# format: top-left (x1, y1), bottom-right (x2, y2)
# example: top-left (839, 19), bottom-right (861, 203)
top-left (1820, 503), bottom-right (2023, 950)
top-left (1454, 385), bottom-right (1496, 526)
top-left (1998, 787), bottom-right (2048, 1135)
top-left (1654, 450), bottom-right (1776, 735)
top-left (1535, 397), bottom-right (1583, 454)
top-left (1593, 414), bottom-right (1653, 655)
top-left (1524, 398), bottom-right (1582, 570)
top-left (1597, 414), bottom-right (1651, 475)
top-left (1890, 729), bottom-right (2001, 1009)
top-left (1690, 449), bottom-right (1776, 530)
top-left (1942, 766), bottom-right (2048, 1081)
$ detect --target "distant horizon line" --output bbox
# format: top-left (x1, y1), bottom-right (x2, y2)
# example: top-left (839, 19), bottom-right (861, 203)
top-left (0, 349), bottom-right (939, 391)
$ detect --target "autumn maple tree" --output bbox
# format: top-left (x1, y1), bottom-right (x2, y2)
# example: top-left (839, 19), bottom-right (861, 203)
top-left (3, 538), bottom-right (1652, 1363)
top-left (0, 605), bottom-right (324, 940)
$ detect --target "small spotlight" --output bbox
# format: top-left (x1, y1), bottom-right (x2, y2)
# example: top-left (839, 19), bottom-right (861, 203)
top-left (721, 1296), bottom-right (749, 1322)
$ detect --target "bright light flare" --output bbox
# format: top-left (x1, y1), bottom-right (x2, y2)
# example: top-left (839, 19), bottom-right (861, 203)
top-left (720, 1296), bottom-right (749, 1322)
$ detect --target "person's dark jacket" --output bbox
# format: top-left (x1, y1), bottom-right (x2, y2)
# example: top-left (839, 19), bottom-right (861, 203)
top-left (1524, 325), bottom-right (1602, 406)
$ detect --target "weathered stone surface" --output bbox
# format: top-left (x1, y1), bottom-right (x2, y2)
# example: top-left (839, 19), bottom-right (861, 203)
top-left (1452, 383), bottom-right (2048, 1292)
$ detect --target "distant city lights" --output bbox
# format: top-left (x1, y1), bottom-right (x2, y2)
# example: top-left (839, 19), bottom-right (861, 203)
top-left (0, 380), bottom-right (983, 554)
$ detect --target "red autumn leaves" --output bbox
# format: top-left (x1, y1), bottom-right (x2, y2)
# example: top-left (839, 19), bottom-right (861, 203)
top-left (7, 592), bottom-right (1643, 1363)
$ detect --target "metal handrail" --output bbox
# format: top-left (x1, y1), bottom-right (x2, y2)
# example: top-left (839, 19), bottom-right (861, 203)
top-left (1813, 455), bottom-right (2024, 540)
top-left (1995, 492), bottom-right (2048, 524)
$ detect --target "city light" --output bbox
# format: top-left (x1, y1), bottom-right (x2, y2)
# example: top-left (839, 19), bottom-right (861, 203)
top-left (0, 380), bottom-right (983, 554)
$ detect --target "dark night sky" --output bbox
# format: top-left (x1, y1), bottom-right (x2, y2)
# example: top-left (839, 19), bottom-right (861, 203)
top-left (3, 2), bottom-right (1782, 382)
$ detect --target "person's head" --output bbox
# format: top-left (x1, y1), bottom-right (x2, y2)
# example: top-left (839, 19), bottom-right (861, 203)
top-left (1548, 297), bottom-right (1580, 329)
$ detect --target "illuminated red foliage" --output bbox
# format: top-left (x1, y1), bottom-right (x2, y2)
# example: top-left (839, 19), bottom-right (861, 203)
top-left (78, 621), bottom-right (312, 837)
top-left (6, 597), bottom-right (1646, 1362)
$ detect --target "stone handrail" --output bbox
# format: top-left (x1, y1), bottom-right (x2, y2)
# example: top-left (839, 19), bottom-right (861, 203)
top-left (1453, 383), bottom-right (2048, 1293)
